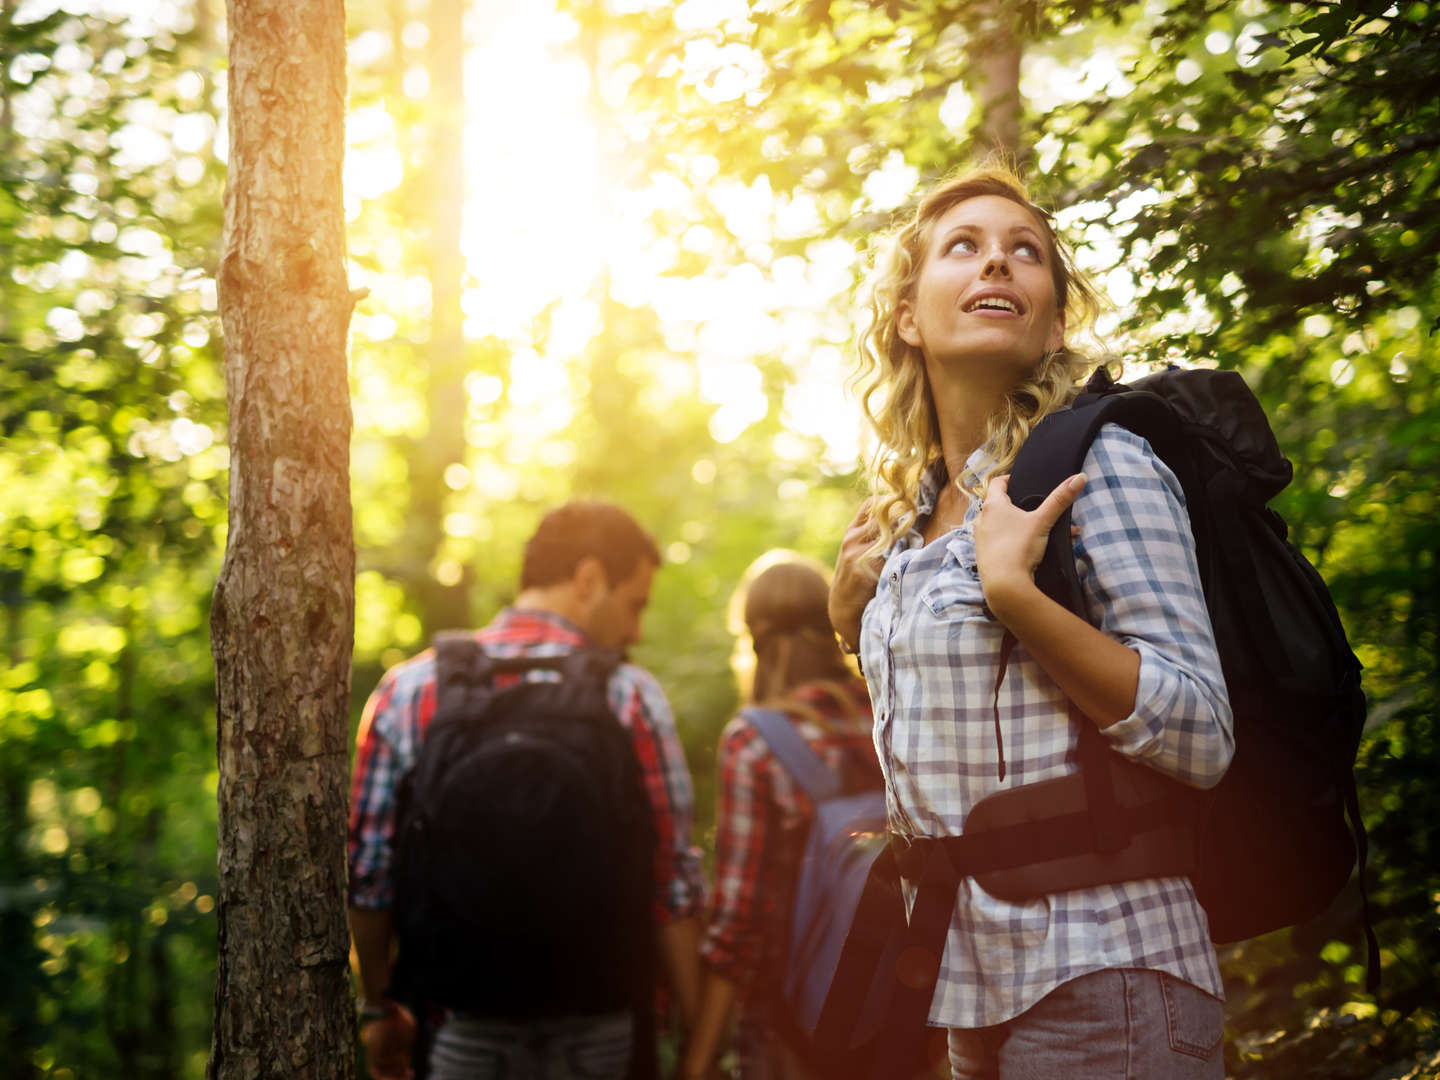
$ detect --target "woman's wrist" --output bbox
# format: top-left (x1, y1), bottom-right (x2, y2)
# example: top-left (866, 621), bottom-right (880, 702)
top-left (981, 572), bottom-right (1041, 626)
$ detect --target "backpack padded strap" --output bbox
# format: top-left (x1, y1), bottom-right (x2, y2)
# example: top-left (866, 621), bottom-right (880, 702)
top-left (1010, 388), bottom-right (1186, 617)
top-left (432, 634), bottom-right (624, 715)
top-left (745, 707), bottom-right (841, 804)
top-left (433, 631), bottom-right (494, 715)
top-left (1006, 390), bottom-right (1192, 861)
top-left (1076, 706), bottom-right (1129, 854)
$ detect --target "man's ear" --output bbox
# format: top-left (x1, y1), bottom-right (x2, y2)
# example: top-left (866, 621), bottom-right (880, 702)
top-left (572, 555), bottom-right (608, 604)
top-left (897, 300), bottom-right (922, 349)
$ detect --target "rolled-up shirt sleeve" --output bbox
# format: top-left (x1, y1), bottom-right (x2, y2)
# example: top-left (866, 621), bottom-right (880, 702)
top-left (1072, 424), bottom-right (1234, 789)
top-left (609, 665), bottom-right (706, 922)
top-left (700, 722), bottom-right (770, 985)
top-left (348, 671), bottom-right (405, 909)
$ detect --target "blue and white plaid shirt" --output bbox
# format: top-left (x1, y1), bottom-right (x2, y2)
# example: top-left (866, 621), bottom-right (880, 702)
top-left (859, 424), bottom-right (1234, 1029)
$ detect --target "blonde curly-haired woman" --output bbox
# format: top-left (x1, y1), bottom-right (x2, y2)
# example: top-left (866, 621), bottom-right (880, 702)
top-left (828, 165), bottom-right (1234, 1080)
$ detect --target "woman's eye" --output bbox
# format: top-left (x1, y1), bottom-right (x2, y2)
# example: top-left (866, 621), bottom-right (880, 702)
top-left (945, 237), bottom-right (977, 255)
top-left (1015, 241), bottom-right (1041, 260)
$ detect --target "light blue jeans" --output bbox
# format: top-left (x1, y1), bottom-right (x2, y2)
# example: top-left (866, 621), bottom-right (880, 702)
top-left (947, 969), bottom-right (1224, 1079)
top-left (427, 1011), bottom-right (633, 1080)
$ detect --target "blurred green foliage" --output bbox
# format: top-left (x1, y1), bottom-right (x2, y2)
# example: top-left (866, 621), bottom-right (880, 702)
top-left (2, 0), bottom-right (1436, 1077)
top-left (0, 1), bottom-right (226, 1075)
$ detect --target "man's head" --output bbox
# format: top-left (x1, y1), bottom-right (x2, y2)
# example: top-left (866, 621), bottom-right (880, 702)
top-left (519, 501), bottom-right (661, 649)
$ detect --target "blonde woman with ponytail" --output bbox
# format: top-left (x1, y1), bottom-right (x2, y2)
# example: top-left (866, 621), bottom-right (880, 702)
top-left (682, 552), bottom-right (878, 1080)
top-left (828, 166), bottom-right (1233, 1079)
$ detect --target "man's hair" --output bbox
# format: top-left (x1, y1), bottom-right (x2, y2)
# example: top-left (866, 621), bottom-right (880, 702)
top-left (520, 500), bottom-right (661, 589)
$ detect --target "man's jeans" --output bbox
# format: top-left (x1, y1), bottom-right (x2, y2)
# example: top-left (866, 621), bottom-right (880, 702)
top-left (427, 1011), bottom-right (632, 1080)
top-left (947, 969), bottom-right (1224, 1079)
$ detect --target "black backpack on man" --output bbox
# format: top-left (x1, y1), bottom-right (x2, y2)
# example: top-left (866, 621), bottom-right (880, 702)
top-left (387, 633), bottom-right (658, 1078)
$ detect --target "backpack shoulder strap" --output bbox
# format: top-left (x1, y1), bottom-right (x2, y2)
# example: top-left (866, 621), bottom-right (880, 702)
top-left (744, 707), bottom-right (841, 804)
top-left (1008, 387), bottom-right (1184, 614)
top-left (1006, 388), bottom-right (1190, 854)
top-left (431, 634), bottom-right (626, 716)
top-left (433, 630), bottom-right (497, 715)
top-left (557, 646), bottom-right (625, 694)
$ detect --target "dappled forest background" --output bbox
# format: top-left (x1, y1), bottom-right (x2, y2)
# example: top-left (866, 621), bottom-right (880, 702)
top-left (2, 0), bottom-right (1437, 1076)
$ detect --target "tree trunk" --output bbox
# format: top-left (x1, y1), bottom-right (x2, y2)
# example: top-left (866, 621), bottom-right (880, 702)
top-left (969, 0), bottom-right (1028, 164)
top-left (413, 0), bottom-right (471, 636)
top-left (209, 0), bottom-right (357, 1075)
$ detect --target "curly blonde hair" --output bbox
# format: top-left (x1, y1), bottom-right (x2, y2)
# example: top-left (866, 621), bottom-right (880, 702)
top-left (854, 164), bottom-right (1107, 555)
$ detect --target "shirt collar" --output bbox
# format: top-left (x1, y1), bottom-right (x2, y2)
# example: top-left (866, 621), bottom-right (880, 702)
top-left (491, 605), bottom-right (592, 645)
top-left (909, 445), bottom-right (999, 539)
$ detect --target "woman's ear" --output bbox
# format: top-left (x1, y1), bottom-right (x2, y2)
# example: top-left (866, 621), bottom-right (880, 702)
top-left (1046, 311), bottom-right (1066, 355)
top-left (897, 300), bottom-right (922, 349)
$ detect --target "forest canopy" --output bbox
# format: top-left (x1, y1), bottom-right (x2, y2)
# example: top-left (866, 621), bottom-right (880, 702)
top-left (1, 0), bottom-right (1436, 1077)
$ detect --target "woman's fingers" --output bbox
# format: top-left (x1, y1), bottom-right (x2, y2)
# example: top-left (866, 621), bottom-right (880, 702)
top-left (846, 495), bottom-right (876, 530)
top-left (1033, 473), bottom-right (1086, 529)
top-left (975, 472), bottom-right (1087, 601)
top-left (831, 498), bottom-right (885, 648)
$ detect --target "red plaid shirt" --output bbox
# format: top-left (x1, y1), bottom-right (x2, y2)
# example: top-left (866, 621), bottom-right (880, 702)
top-left (348, 607), bottom-right (705, 923)
top-left (700, 677), bottom-right (877, 992)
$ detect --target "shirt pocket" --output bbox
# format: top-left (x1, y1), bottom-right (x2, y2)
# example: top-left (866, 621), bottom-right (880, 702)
top-left (917, 531), bottom-right (989, 620)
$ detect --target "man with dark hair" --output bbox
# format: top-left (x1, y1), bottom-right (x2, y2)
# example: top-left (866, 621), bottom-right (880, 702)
top-left (519, 500), bottom-right (663, 592)
top-left (348, 500), bottom-right (705, 1080)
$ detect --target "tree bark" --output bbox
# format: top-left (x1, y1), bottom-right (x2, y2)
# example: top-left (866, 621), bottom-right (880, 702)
top-left (413, 0), bottom-right (471, 636)
top-left (969, 0), bottom-right (1028, 164)
top-left (209, 0), bottom-right (357, 1075)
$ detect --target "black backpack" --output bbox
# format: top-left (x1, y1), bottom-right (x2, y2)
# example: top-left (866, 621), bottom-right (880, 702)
top-left (998, 366), bottom-right (1374, 966)
top-left (820, 367), bottom-right (1377, 1047)
top-left (388, 633), bottom-right (658, 1060)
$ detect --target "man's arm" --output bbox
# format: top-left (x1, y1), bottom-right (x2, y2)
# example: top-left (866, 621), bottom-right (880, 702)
top-left (349, 905), bottom-right (395, 1005)
top-left (348, 669), bottom-right (419, 1080)
top-left (609, 667), bottom-right (708, 1022)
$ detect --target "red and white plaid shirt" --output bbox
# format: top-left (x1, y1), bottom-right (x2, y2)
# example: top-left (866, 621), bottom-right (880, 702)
top-left (701, 677), bottom-right (877, 993)
top-left (348, 607), bottom-right (706, 923)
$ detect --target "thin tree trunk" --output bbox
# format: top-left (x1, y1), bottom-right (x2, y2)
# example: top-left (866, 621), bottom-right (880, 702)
top-left (970, 0), bottom-right (1028, 164)
top-left (414, 0), bottom-right (470, 636)
top-left (209, 0), bottom-right (356, 1075)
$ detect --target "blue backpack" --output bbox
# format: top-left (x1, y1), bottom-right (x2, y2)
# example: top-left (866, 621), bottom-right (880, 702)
top-left (746, 708), bottom-right (930, 1076)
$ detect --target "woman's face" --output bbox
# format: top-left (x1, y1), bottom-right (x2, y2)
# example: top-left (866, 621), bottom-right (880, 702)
top-left (897, 194), bottom-right (1065, 378)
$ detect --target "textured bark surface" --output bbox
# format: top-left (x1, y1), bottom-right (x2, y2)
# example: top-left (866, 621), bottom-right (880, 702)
top-left (209, 0), bottom-right (357, 1076)
top-left (413, 0), bottom-right (470, 636)
top-left (972, 0), bottom-right (1024, 161)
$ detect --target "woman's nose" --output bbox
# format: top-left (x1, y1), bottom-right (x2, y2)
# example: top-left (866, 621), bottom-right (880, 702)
top-left (981, 249), bottom-right (1012, 278)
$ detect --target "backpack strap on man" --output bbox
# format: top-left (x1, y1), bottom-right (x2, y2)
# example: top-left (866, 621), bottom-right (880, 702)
top-left (433, 631), bottom-right (497, 717)
top-left (556, 646), bottom-right (625, 692)
top-left (745, 707), bottom-right (841, 804)
top-left (432, 634), bottom-right (623, 716)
